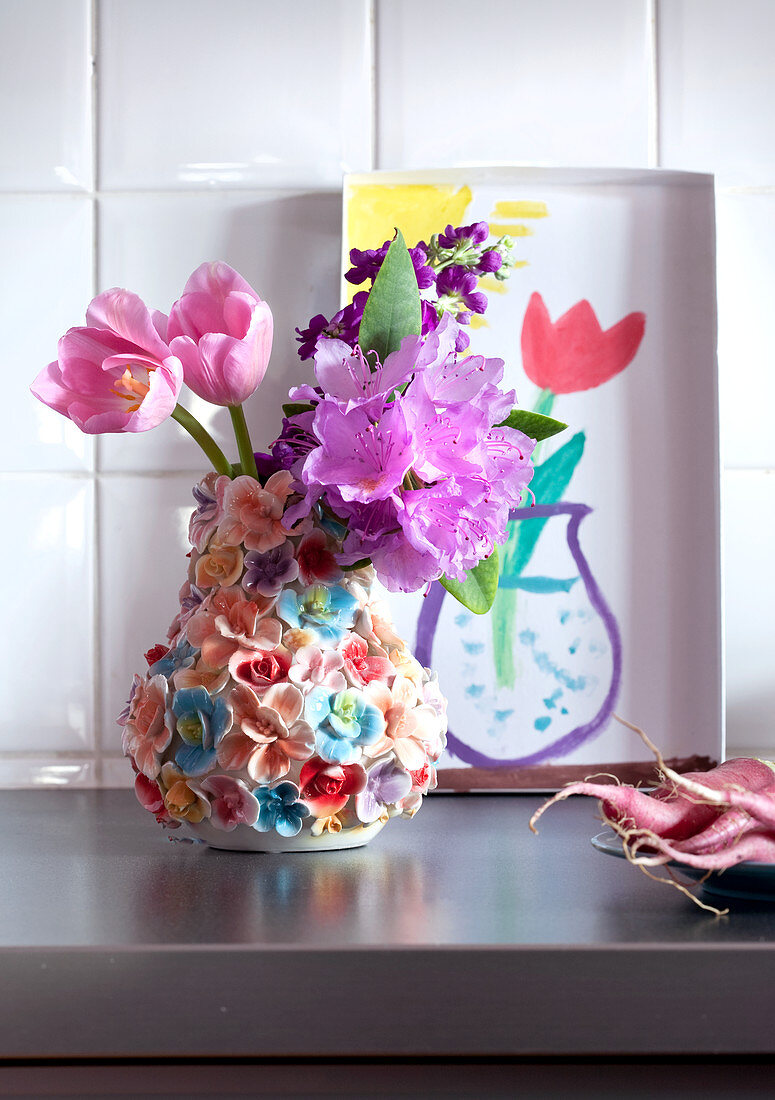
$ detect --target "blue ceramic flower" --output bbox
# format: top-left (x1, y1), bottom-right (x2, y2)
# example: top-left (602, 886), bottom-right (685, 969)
top-left (172, 686), bottom-right (232, 776)
top-left (149, 638), bottom-right (197, 679)
top-left (276, 583), bottom-right (358, 644)
top-left (253, 782), bottom-right (310, 837)
top-left (305, 686), bottom-right (385, 765)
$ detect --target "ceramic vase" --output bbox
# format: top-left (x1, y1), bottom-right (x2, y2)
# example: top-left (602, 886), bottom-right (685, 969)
top-left (120, 472), bottom-right (448, 852)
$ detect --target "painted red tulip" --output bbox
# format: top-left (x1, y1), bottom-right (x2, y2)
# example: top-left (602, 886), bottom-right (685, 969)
top-left (520, 292), bottom-right (645, 395)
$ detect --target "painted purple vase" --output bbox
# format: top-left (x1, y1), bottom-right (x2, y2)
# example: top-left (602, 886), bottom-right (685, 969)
top-left (415, 503), bottom-right (621, 770)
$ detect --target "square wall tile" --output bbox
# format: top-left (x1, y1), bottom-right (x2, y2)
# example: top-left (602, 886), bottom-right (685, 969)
top-left (98, 191), bottom-right (342, 471)
top-left (659, 0), bottom-right (775, 184)
top-left (0, 0), bottom-right (92, 191)
top-left (0, 759), bottom-right (95, 789)
top-left (1, 195), bottom-right (94, 472)
top-left (98, 0), bottom-right (371, 189)
top-left (377, 0), bottom-right (650, 168)
top-left (0, 475), bottom-right (94, 753)
top-left (99, 474), bottom-right (200, 752)
top-left (724, 470), bottom-right (775, 755)
top-left (101, 756), bottom-right (133, 787)
top-left (717, 192), bottom-right (775, 468)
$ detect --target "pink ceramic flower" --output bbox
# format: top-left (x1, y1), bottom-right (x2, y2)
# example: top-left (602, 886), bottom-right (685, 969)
top-left (217, 472), bottom-right (294, 552)
top-left (228, 646), bottom-right (292, 694)
top-left (339, 633), bottom-right (394, 688)
top-left (167, 262), bottom-right (273, 406)
top-left (122, 674), bottom-right (172, 779)
top-left (200, 775), bottom-right (259, 830)
top-left (30, 288), bottom-right (183, 433)
top-left (288, 644), bottom-right (346, 694)
top-left (217, 683), bottom-right (315, 784)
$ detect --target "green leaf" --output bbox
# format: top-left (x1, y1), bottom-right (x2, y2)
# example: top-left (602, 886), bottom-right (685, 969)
top-left (282, 402), bottom-right (314, 417)
top-left (358, 229), bottom-right (422, 364)
top-left (440, 548), bottom-right (500, 615)
top-left (501, 431), bottom-right (586, 577)
top-left (498, 408), bottom-right (567, 442)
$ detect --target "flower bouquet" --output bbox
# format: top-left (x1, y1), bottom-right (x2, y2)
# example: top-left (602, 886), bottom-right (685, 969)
top-left (31, 224), bottom-right (565, 851)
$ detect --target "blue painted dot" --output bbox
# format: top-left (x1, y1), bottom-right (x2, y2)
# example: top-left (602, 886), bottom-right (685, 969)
top-left (494, 709), bottom-right (514, 723)
top-left (454, 613), bottom-right (471, 628)
top-left (558, 610), bottom-right (570, 624)
top-left (518, 628), bottom-right (537, 646)
top-left (462, 640), bottom-right (485, 655)
top-left (561, 707), bottom-right (568, 715)
top-left (465, 684), bottom-right (485, 699)
top-left (534, 716), bottom-right (552, 732)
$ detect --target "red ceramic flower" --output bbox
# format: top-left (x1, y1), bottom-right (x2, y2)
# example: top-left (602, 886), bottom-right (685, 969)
top-left (520, 292), bottom-right (645, 395)
top-left (299, 756), bottom-right (367, 818)
top-left (228, 646), bottom-right (292, 694)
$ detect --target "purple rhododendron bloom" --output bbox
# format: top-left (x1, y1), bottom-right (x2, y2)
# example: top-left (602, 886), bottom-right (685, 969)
top-left (304, 401), bottom-right (415, 505)
top-left (313, 339), bottom-right (416, 413)
top-left (242, 541), bottom-right (299, 598)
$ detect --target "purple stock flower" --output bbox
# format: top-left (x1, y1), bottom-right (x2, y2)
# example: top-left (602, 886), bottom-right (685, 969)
top-left (295, 292), bottom-right (368, 360)
top-left (355, 757), bottom-right (413, 823)
top-left (474, 248), bottom-right (503, 275)
top-left (435, 266), bottom-right (488, 324)
top-left (345, 242), bottom-right (434, 290)
top-left (437, 221), bottom-right (490, 249)
top-left (242, 540), bottom-right (299, 597)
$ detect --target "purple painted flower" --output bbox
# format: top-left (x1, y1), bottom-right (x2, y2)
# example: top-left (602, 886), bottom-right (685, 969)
top-left (242, 541), bottom-right (300, 598)
top-left (435, 266), bottom-right (488, 324)
top-left (355, 757), bottom-right (413, 823)
top-left (295, 292), bottom-right (368, 360)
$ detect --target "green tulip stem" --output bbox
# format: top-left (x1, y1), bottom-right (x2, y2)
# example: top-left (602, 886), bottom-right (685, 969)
top-left (171, 404), bottom-right (233, 478)
top-left (228, 404), bottom-right (259, 481)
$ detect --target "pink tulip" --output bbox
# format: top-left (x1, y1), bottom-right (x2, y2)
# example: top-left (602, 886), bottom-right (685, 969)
top-left (167, 262), bottom-right (273, 406)
top-left (30, 288), bottom-right (183, 433)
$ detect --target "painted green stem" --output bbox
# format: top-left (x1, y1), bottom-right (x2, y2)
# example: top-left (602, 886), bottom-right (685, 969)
top-left (491, 388), bottom-right (558, 688)
top-left (228, 404), bottom-right (259, 481)
top-left (171, 404), bottom-right (233, 477)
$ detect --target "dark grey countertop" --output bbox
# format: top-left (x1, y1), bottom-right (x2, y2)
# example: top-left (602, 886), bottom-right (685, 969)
top-left (2, 789), bottom-right (775, 1059)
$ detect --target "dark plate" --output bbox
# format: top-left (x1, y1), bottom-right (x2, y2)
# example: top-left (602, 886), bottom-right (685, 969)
top-left (591, 830), bottom-right (775, 902)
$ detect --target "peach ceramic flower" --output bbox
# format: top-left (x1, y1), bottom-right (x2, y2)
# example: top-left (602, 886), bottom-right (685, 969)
top-left (122, 674), bottom-right (171, 779)
top-left (217, 471), bottom-right (294, 552)
top-left (363, 676), bottom-right (442, 771)
top-left (159, 762), bottom-right (211, 823)
top-left (194, 535), bottom-right (244, 589)
top-left (354, 599), bottom-right (404, 649)
top-left (217, 683), bottom-right (315, 784)
top-left (173, 656), bottom-right (230, 695)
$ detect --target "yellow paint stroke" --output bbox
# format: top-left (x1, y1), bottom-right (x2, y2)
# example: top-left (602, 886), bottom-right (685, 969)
top-left (478, 276), bottom-right (509, 295)
top-left (469, 315), bottom-right (489, 330)
top-left (346, 184), bottom-right (473, 254)
top-left (492, 200), bottom-right (549, 219)
top-left (488, 222), bottom-right (534, 238)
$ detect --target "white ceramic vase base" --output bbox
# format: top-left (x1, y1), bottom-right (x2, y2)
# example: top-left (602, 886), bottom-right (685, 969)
top-left (187, 818), bottom-right (388, 853)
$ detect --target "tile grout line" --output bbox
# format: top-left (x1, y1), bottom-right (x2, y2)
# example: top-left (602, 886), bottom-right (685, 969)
top-left (369, 0), bottom-right (379, 170)
top-left (646, 0), bottom-right (660, 168)
top-left (90, 0), bottom-right (104, 786)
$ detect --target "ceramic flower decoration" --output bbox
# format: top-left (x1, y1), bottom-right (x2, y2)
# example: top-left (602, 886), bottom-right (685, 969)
top-left (31, 226), bottom-right (567, 851)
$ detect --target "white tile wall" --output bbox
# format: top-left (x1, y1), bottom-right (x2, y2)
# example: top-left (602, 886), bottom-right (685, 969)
top-left (3, 0), bottom-right (775, 784)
